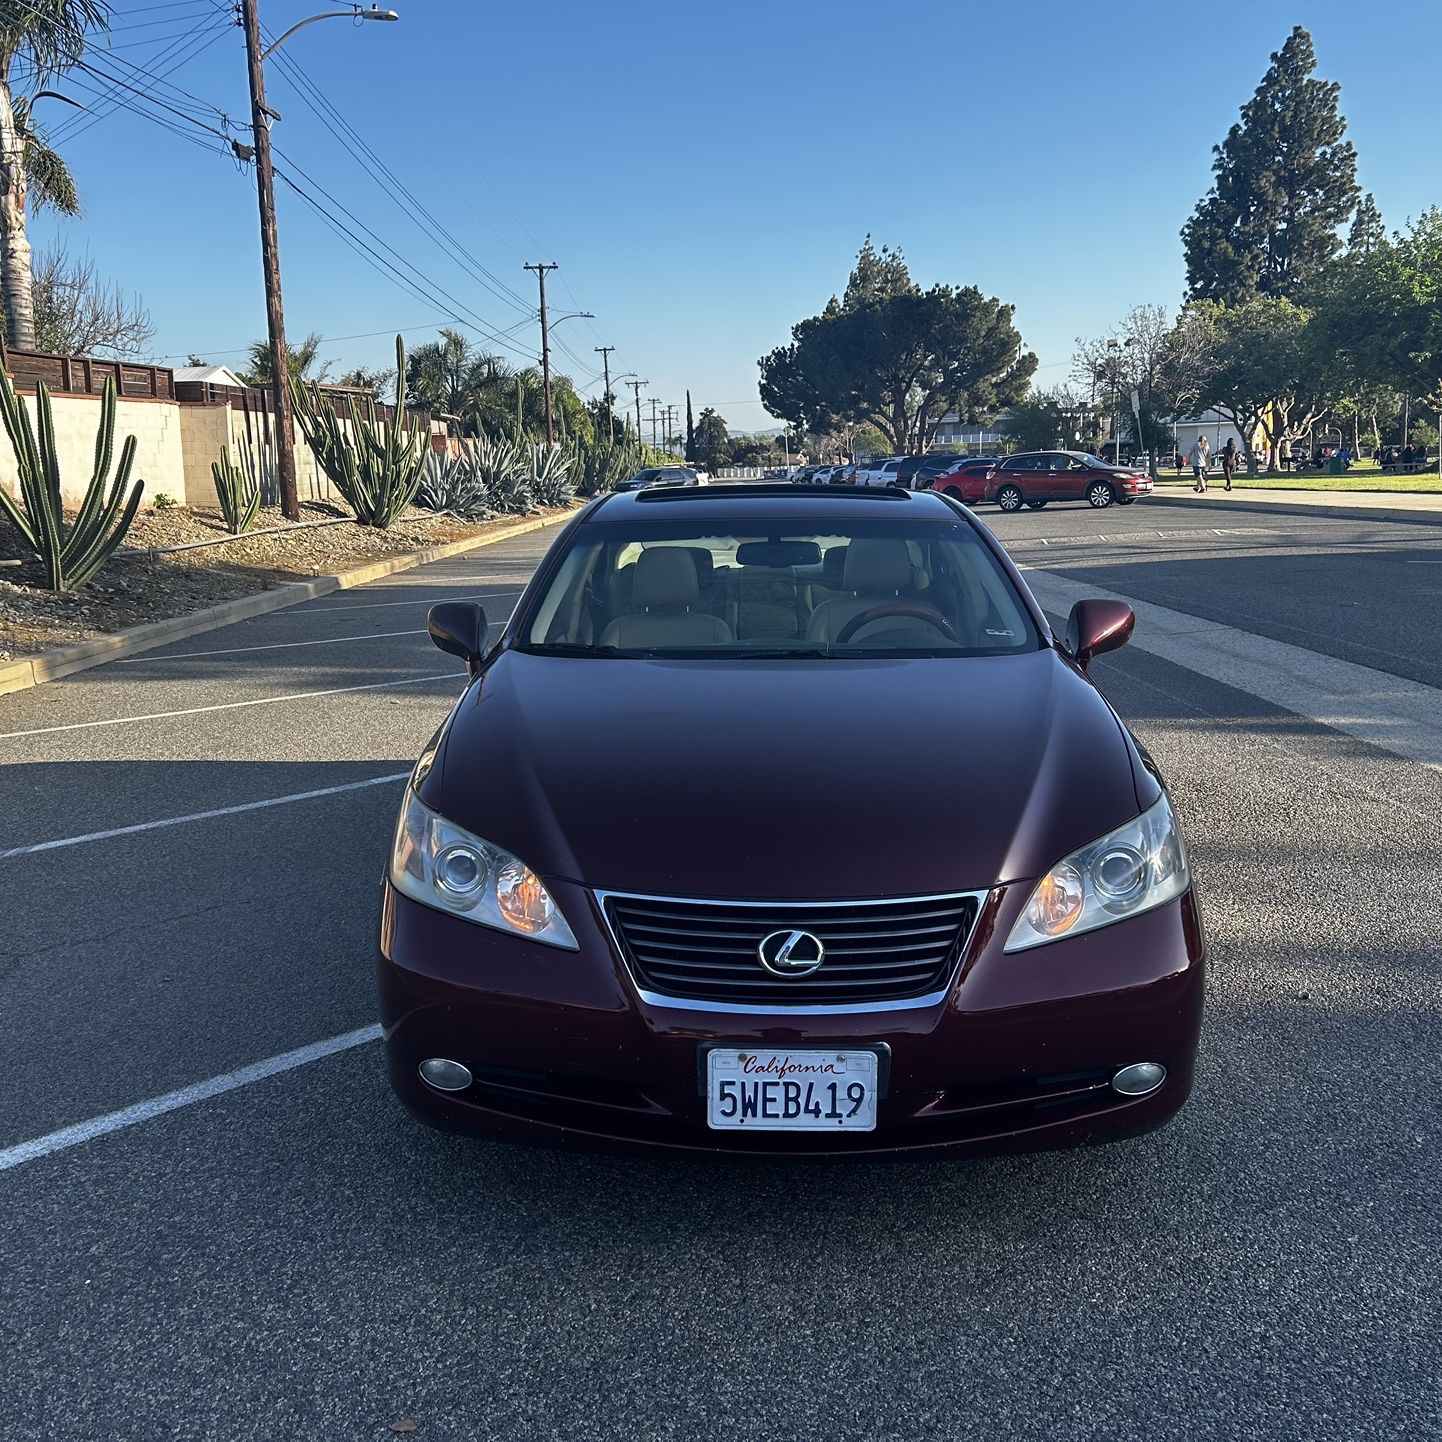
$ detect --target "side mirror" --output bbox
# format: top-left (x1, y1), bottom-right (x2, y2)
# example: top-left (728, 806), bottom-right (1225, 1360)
top-left (1065, 599), bottom-right (1134, 669)
top-left (428, 601), bottom-right (488, 674)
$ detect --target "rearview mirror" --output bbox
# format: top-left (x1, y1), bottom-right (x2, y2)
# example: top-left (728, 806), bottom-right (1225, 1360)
top-left (428, 601), bottom-right (489, 674)
top-left (1065, 599), bottom-right (1134, 669)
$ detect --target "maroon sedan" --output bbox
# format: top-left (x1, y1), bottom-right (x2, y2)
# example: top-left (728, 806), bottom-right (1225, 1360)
top-left (986, 452), bottom-right (1154, 511)
top-left (380, 485), bottom-right (1204, 1157)
top-left (926, 459), bottom-right (995, 505)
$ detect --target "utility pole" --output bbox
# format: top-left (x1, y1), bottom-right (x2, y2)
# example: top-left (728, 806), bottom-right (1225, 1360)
top-left (594, 346), bottom-right (615, 440)
top-left (627, 379), bottom-right (646, 449)
top-left (524, 262), bottom-right (558, 444)
top-left (649, 397), bottom-right (660, 450)
top-left (662, 405), bottom-right (676, 452)
top-left (241, 0), bottom-right (300, 521)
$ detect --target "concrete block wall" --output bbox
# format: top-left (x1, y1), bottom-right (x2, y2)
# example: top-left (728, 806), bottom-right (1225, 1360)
top-left (0, 394), bottom-right (186, 509)
top-left (2, 391), bottom-right (447, 515)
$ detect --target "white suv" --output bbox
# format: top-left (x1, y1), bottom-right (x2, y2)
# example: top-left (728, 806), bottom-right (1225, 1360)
top-left (855, 457), bottom-right (906, 488)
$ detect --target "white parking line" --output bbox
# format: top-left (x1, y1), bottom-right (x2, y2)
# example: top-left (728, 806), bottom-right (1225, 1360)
top-left (0, 1025), bottom-right (382, 1174)
top-left (0, 673), bottom-right (458, 740)
top-left (0, 772), bottom-right (410, 860)
top-left (294, 588), bottom-right (522, 614)
top-left (115, 628), bottom-right (424, 664)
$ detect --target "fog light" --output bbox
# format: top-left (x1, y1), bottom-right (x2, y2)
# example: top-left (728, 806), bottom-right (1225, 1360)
top-left (1111, 1062), bottom-right (1167, 1097)
top-left (418, 1057), bottom-right (473, 1092)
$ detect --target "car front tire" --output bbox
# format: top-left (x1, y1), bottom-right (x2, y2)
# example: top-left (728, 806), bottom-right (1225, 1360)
top-left (996, 484), bottom-right (1024, 513)
top-left (1087, 481), bottom-right (1117, 509)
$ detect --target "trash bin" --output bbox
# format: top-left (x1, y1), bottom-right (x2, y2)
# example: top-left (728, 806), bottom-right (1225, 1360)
top-left (1329, 455), bottom-right (1345, 475)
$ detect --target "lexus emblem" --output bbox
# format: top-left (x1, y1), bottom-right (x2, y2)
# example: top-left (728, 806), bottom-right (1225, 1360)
top-left (757, 929), bottom-right (826, 978)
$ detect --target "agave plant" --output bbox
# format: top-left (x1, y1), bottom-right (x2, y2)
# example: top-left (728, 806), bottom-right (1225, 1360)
top-left (211, 444), bottom-right (262, 535)
top-left (528, 443), bottom-right (574, 508)
top-left (418, 449), bottom-right (494, 521)
top-left (291, 335), bottom-right (427, 528)
top-left (0, 372), bottom-right (144, 591)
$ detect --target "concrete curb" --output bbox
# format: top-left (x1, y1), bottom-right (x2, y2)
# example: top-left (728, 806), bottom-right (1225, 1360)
top-left (0, 510), bottom-right (572, 698)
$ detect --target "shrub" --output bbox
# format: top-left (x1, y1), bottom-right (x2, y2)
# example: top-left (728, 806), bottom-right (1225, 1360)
top-left (528, 443), bottom-right (574, 507)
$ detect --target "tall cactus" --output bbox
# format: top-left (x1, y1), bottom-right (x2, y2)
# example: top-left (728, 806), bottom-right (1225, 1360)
top-left (211, 444), bottom-right (261, 534)
top-left (0, 371), bottom-right (145, 591)
top-left (290, 335), bottom-right (427, 528)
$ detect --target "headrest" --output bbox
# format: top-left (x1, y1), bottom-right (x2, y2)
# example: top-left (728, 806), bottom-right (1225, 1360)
top-left (821, 544), bottom-right (849, 589)
top-left (683, 547), bottom-right (714, 586)
top-left (843, 538), bottom-right (913, 594)
top-left (634, 547), bottom-right (699, 608)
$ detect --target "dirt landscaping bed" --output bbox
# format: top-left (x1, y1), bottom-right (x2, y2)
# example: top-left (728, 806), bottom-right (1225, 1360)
top-left (0, 502), bottom-right (569, 661)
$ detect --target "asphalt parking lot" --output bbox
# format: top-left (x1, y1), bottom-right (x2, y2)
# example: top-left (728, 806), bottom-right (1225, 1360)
top-left (3, 498), bottom-right (1440, 1441)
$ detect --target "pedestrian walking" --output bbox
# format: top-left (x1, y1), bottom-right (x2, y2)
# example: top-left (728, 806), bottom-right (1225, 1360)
top-left (1189, 435), bottom-right (1211, 492)
top-left (1220, 437), bottom-right (1237, 491)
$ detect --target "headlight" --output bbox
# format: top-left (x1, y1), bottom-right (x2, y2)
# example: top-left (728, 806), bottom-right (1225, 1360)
top-left (1005, 792), bottom-right (1189, 952)
top-left (389, 788), bottom-right (578, 949)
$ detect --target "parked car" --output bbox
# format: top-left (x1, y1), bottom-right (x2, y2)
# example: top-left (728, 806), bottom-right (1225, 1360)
top-left (894, 453), bottom-right (967, 488)
top-left (927, 459), bottom-right (997, 504)
top-left (615, 466), bottom-right (702, 492)
top-left (985, 452), bottom-right (1153, 511)
top-left (855, 457), bottom-right (907, 488)
top-left (383, 483), bottom-right (1205, 1158)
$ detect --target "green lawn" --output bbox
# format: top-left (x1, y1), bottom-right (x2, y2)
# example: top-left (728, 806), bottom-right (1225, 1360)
top-left (1153, 469), bottom-right (1441, 494)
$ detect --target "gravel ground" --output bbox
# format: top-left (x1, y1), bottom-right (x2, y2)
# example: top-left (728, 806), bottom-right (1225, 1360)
top-left (0, 502), bottom-right (570, 659)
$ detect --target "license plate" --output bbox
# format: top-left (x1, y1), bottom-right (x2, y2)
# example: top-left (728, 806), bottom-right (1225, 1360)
top-left (706, 1048), bottom-right (879, 1132)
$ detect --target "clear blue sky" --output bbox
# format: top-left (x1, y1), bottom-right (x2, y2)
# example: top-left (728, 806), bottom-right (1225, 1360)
top-left (33, 0), bottom-right (1441, 433)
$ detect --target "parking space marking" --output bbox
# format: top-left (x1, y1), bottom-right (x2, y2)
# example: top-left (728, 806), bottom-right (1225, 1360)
top-left (0, 673), bottom-right (459, 741)
top-left (0, 772), bottom-right (410, 860)
top-left (115, 628), bottom-right (425, 664)
top-left (0, 1024), bottom-right (382, 1174)
top-left (292, 588), bottom-right (523, 614)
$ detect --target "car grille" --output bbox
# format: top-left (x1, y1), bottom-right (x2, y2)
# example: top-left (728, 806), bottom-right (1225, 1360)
top-left (601, 891), bottom-right (983, 1007)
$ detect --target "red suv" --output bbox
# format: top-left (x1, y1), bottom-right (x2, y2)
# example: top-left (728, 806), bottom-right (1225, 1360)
top-left (985, 452), bottom-right (1152, 511)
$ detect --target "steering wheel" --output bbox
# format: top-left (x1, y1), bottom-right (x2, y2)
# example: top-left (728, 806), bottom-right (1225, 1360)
top-left (834, 601), bottom-right (958, 644)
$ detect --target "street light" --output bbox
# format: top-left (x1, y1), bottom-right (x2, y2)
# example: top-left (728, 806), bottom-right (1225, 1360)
top-left (261, 6), bottom-right (397, 60)
top-left (242, 1), bottom-right (400, 519)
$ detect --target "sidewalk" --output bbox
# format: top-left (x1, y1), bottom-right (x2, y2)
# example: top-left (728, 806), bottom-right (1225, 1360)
top-left (1148, 484), bottom-right (1442, 519)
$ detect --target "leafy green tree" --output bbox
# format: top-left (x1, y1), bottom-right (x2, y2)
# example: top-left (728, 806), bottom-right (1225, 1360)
top-left (1182, 26), bottom-right (1358, 305)
top-left (759, 239), bottom-right (1034, 451)
top-left (691, 406), bottom-right (729, 472)
top-left (998, 389), bottom-right (1079, 453)
top-left (333, 364), bottom-right (396, 402)
top-left (405, 327), bottom-right (506, 431)
top-left (0, 0), bottom-right (108, 348)
top-left (1310, 209), bottom-right (1442, 450)
top-left (242, 331), bottom-right (331, 387)
top-left (1190, 297), bottom-right (1339, 471)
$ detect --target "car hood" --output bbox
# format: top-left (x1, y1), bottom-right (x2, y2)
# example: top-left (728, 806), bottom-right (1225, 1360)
top-left (425, 650), bottom-right (1150, 900)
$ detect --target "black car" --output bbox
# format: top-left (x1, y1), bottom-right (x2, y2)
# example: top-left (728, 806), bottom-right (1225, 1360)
top-left (615, 466), bottom-right (702, 492)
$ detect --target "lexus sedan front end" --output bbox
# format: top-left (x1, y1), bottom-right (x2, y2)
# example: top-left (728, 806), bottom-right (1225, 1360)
top-left (378, 485), bottom-right (1205, 1157)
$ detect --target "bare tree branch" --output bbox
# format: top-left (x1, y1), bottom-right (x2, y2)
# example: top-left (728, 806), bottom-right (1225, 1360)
top-left (31, 241), bottom-right (153, 357)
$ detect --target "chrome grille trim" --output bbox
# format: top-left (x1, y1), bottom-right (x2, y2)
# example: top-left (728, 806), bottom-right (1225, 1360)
top-left (596, 888), bottom-right (989, 1014)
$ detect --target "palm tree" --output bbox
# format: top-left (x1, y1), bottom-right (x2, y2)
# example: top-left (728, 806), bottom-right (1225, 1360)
top-left (241, 331), bottom-right (332, 387)
top-left (0, 1), bottom-right (109, 349)
top-left (406, 327), bottom-right (515, 436)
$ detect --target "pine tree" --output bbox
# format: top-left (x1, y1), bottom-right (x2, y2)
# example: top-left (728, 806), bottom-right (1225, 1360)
top-left (1182, 26), bottom-right (1359, 304)
top-left (1348, 193), bottom-right (1385, 256)
top-left (685, 389), bottom-right (695, 463)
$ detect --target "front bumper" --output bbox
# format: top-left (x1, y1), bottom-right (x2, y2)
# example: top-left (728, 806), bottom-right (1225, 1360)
top-left (378, 880), bottom-right (1206, 1159)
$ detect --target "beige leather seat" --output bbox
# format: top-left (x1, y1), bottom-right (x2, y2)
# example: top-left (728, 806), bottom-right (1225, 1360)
top-left (806, 538), bottom-right (929, 644)
top-left (600, 548), bottom-right (734, 648)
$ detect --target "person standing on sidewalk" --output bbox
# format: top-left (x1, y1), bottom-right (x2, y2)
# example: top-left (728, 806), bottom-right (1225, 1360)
top-left (1220, 437), bottom-right (1238, 491)
top-left (1189, 435), bottom-right (1211, 492)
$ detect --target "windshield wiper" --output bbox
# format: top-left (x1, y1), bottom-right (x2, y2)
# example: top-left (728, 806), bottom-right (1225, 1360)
top-left (520, 643), bottom-right (646, 659)
top-left (732, 648), bottom-right (835, 659)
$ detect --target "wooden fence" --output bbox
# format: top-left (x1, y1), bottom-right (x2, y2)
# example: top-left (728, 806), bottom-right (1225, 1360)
top-left (1, 345), bottom-right (174, 399)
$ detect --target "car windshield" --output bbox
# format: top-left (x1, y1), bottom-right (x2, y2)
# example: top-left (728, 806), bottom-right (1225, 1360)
top-left (1076, 454), bottom-right (1113, 468)
top-left (518, 516), bottom-right (1040, 658)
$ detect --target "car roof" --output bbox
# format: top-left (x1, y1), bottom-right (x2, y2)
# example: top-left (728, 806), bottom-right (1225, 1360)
top-left (590, 484), bottom-right (964, 524)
